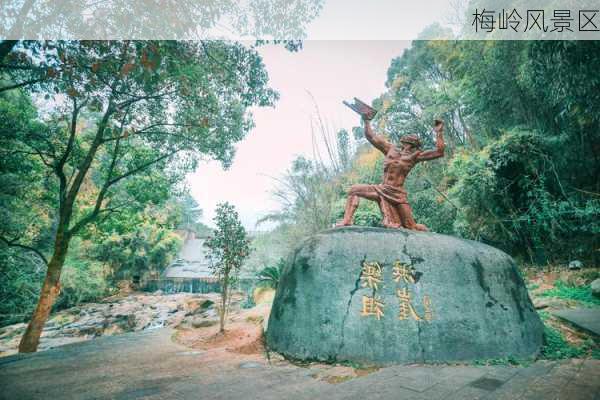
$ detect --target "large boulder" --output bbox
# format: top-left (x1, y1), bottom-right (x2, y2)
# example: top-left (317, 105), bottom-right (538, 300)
top-left (266, 226), bottom-right (543, 365)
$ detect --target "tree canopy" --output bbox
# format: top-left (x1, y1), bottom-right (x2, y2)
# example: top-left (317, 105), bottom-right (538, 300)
top-left (263, 39), bottom-right (600, 267)
top-left (0, 39), bottom-right (279, 351)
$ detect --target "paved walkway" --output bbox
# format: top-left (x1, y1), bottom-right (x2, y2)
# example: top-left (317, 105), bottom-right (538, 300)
top-left (0, 329), bottom-right (598, 400)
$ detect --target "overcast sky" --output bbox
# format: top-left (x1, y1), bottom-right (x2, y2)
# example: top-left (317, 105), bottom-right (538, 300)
top-left (187, 1), bottom-right (453, 229)
top-left (187, 41), bottom-right (405, 229)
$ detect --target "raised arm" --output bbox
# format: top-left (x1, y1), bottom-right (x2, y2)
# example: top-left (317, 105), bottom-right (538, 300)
top-left (416, 120), bottom-right (445, 162)
top-left (364, 119), bottom-right (392, 154)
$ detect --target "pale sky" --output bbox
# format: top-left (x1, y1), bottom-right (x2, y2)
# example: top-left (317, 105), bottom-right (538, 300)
top-left (187, 41), bottom-right (411, 229)
top-left (306, 0), bottom-right (454, 40)
top-left (188, 0), bottom-right (454, 229)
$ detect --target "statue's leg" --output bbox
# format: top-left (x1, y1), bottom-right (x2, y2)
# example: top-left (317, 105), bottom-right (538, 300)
top-left (377, 200), bottom-right (387, 225)
top-left (336, 184), bottom-right (379, 226)
top-left (397, 203), bottom-right (428, 231)
top-left (380, 200), bottom-right (402, 228)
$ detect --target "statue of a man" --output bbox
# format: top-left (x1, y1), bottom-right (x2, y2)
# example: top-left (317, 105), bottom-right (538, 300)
top-left (337, 99), bottom-right (445, 231)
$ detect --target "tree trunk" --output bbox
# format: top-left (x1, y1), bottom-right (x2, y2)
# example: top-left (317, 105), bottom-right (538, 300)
top-left (18, 232), bottom-right (70, 353)
top-left (219, 272), bottom-right (229, 333)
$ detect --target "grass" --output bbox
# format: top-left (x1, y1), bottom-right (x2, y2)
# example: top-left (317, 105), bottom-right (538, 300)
top-left (540, 323), bottom-right (592, 360)
top-left (539, 280), bottom-right (600, 306)
top-left (537, 310), bottom-right (551, 320)
top-left (472, 311), bottom-right (598, 364)
top-left (473, 356), bottom-right (528, 366)
top-left (537, 309), bottom-right (600, 361)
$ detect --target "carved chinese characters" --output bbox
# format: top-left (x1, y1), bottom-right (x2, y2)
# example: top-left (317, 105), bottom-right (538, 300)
top-left (359, 260), bottom-right (434, 322)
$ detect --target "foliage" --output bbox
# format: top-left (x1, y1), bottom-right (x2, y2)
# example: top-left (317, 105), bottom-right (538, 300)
top-left (242, 226), bottom-right (289, 274)
top-left (205, 203), bottom-right (252, 279)
top-left (0, 250), bottom-right (45, 326)
top-left (174, 193), bottom-right (212, 236)
top-left (473, 356), bottom-right (523, 366)
top-left (448, 131), bottom-right (600, 261)
top-left (264, 39), bottom-right (599, 269)
top-left (349, 200), bottom-right (383, 228)
top-left (87, 202), bottom-right (183, 281)
top-left (539, 281), bottom-right (600, 306)
top-left (0, 1), bottom-right (324, 52)
top-left (0, 88), bottom-right (201, 325)
top-left (1, 39), bottom-right (278, 256)
top-left (204, 202), bottom-right (252, 332)
top-left (55, 240), bottom-right (110, 310)
top-left (0, 193), bottom-right (196, 327)
top-left (374, 39), bottom-right (600, 264)
top-left (0, 39), bottom-right (280, 349)
top-left (538, 310), bottom-right (595, 360)
top-left (263, 156), bottom-right (340, 231)
top-left (540, 323), bottom-right (590, 360)
top-left (256, 259), bottom-right (286, 289)
top-left (241, 294), bottom-right (256, 310)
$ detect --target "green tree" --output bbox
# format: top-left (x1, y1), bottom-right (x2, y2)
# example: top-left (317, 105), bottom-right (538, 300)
top-left (0, 40), bottom-right (276, 352)
top-left (0, 1), bottom-right (324, 60)
top-left (266, 38), bottom-right (600, 265)
top-left (174, 193), bottom-right (212, 235)
top-left (204, 202), bottom-right (251, 333)
top-left (364, 37), bottom-right (600, 262)
top-left (89, 202), bottom-right (183, 282)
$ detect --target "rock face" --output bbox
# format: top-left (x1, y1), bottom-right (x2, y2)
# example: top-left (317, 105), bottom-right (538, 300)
top-left (267, 227), bottom-right (543, 365)
top-left (0, 292), bottom-right (226, 357)
top-left (592, 279), bottom-right (600, 298)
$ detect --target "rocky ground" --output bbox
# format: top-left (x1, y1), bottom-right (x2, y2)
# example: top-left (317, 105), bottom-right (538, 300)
top-left (0, 290), bottom-right (240, 357)
top-left (0, 267), bottom-right (597, 360)
top-left (525, 267), bottom-right (600, 349)
top-left (0, 269), bottom-right (598, 399)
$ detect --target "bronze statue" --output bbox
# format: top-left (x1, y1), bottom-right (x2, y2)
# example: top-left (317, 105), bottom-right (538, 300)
top-left (337, 98), bottom-right (445, 231)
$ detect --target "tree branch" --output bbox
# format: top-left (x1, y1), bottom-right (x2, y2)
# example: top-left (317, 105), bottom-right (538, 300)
top-left (65, 101), bottom-right (113, 208)
top-left (0, 78), bottom-right (44, 93)
top-left (107, 149), bottom-right (180, 187)
top-left (57, 97), bottom-right (81, 170)
top-left (0, 63), bottom-right (37, 70)
top-left (200, 41), bottom-right (236, 77)
top-left (68, 149), bottom-right (179, 235)
top-left (0, 236), bottom-right (48, 266)
top-left (114, 89), bottom-right (177, 110)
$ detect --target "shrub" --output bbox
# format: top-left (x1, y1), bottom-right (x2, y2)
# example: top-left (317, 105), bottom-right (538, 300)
top-left (256, 259), bottom-right (285, 289)
top-left (540, 281), bottom-right (600, 306)
top-left (540, 324), bottom-right (590, 360)
top-left (0, 250), bottom-right (45, 326)
top-left (55, 242), bottom-right (110, 310)
top-left (448, 131), bottom-right (600, 264)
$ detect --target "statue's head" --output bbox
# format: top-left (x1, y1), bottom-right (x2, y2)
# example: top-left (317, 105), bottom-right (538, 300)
top-left (400, 134), bottom-right (422, 151)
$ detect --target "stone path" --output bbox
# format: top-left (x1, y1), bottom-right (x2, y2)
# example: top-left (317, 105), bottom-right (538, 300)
top-left (552, 308), bottom-right (600, 337)
top-left (0, 328), bottom-right (598, 400)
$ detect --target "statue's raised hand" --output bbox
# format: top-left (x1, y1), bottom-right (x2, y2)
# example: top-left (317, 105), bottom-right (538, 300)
top-left (343, 97), bottom-right (377, 121)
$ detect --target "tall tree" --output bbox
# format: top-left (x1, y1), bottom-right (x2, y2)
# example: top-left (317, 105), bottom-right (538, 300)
top-left (204, 202), bottom-right (251, 333)
top-left (0, 40), bottom-right (276, 352)
top-left (0, 1), bottom-right (324, 59)
top-left (377, 38), bottom-right (600, 261)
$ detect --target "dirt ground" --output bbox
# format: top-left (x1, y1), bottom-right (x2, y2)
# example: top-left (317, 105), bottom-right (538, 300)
top-left (524, 267), bottom-right (599, 349)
